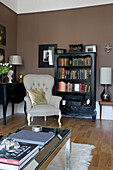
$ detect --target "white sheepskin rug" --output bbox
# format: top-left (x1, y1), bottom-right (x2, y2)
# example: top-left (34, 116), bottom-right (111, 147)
top-left (46, 142), bottom-right (95, 170)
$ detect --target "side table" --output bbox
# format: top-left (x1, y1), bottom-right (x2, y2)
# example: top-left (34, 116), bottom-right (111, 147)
top-left (99, 101), bottom-right (113, 120)
top-left (0, 82), bottom-right (26, 125)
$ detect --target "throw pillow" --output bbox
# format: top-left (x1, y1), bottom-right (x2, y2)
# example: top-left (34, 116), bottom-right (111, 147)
top-left (27, 88), bottom-right (47, 106)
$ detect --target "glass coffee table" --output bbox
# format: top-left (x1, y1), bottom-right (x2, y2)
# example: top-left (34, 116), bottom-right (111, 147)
top-left (0, 125), bottom-right (71, 170)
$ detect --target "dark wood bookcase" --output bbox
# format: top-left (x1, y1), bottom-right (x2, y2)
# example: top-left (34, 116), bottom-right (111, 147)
top-left (54, 52), bottom-right (97, 121)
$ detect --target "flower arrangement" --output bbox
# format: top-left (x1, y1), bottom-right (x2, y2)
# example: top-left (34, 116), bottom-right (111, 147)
top-left (0, 63), bottom-right (12, 75)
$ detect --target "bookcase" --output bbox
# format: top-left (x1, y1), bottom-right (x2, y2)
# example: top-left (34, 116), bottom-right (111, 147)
top-left (54, 52), bottom-right (97, 121)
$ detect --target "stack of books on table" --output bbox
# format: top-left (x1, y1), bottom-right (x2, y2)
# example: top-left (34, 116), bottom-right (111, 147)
top-left (0, 142), bottom-right (39, 170)
top-left (0, 130), bottom-right (55, 169)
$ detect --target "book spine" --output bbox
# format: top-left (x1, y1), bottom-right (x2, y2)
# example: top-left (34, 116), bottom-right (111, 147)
top-left (0, 158), bottom-right (19, 166)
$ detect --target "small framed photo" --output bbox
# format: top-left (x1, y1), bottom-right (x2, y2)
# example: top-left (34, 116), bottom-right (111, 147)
top-left (85, 45), bottom-right (97, 52)
top-left (38, 44), bottom-right (57, 67)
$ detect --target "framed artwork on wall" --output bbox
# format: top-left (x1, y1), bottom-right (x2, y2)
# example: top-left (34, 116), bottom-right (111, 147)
top-left (0, 49), bottom-right (5, 63)
top-left (84, 45), bottom-right (97, 52)
top-left (38, 44), bottom-right (57, 67)
top-left (0, 24), bottom-right (6, 46)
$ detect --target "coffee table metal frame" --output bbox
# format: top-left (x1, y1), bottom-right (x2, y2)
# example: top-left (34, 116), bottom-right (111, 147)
top-left (1, 125), bottom-right (71, 170)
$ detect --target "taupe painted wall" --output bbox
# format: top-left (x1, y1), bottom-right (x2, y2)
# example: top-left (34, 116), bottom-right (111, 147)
top-left (1, 3), bottom-right (113, 101)
top-left (17, 4), bottom-right (113, 101)
top-left (0, 3), bottom-right (17, 62)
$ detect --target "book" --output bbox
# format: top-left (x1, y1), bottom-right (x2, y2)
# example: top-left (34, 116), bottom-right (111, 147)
top-left (8, 130), bottom-right (55, 146)
top-left (0, 151), bottom-right (39, 170)
top-left (0, 142), bottom-right (39, 166)
top-left (74, 84), bottom-right (79, 92)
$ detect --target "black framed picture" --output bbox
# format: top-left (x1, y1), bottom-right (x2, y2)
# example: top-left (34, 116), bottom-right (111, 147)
top-left (0, 24), bottom-right (6, 46)
top-left (38, 44), bottom-right (57, 67)
top-left (0, 48), bottom-right (5, 63)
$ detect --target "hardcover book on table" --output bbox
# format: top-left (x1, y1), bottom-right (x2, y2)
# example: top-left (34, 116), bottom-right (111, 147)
top-left (0, 142), bottom-right (39, 167)
top-left (8, 130), bottom-right (55, 146)
top-left (0, 151), bottom-right (39, 169)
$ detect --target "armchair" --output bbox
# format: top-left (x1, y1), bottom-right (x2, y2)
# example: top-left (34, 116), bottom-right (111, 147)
top-left (23, 74), bottom-right (62, 126)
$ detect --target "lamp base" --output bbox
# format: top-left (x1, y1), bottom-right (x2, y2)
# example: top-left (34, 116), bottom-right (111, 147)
top-left (100, 85), bottom-right (110, 101)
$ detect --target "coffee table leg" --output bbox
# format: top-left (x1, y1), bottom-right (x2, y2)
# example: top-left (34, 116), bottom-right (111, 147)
top-left (65, 138), bottom-right (71, 170)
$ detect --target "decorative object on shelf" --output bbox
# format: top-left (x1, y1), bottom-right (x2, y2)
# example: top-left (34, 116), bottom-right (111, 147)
top-left (69, 44), bottom-right (83, 52)
top-left (0, 63), bottom-right (12, 83)
top-left (85, 44), bottom-right (97, 52)
top-left (0, 49), bottom-right (5, 62)
top-left (68, 57), bottom-right (73, 66)
top-left (18, 74), bottom-right (24, 82)
top-left (7, 70), bottom-right (13, 83)
top-left (104, 44), bottom-right (112, 53)
top-left (0, 24), bottom-right (6, 46)
top-left (38, 44), bottom-right (57, 67)
top-left (55, 48), bottom-right (67, 54)
top-left (9, 55), bottom-right (22, 82)
top-left (100, 67), bottom-right (112, 101)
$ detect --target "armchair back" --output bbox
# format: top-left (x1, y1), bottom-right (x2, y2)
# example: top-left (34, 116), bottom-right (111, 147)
top-left (23, 74), bottom-right (54, 104)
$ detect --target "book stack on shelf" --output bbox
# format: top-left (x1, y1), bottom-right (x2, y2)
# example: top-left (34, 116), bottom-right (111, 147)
top-left (58, 56), bottom-right (91, 66)
top-left (58, 82), bottom-right (91, 93)
top-left (58, 81), bottom-right (73, 92)
top-left (72, 57), bottom-right (91, 66)
top-left (58, 68), bottom-right (91, 79)
top-left (79, 83), bottom-right (91, 92)
top-left (58, 58), bottom-right (68, 66)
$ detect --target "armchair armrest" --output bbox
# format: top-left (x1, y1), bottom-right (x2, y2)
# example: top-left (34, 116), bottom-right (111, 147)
top-left (24, 96), bottom-right (32, 112)
top-left (49, 95), bottom-right (62, 109)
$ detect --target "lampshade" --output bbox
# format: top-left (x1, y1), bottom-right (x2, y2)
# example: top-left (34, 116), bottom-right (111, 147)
top-left (9, 55), bottom-right (22, 65)
top-left (100, 67), bottom-right (112, 84)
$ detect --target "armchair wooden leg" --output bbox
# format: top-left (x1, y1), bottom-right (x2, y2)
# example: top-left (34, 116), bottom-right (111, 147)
top-left (58, 111), bottom-right (62, 127)
top-left (44, 116), bottom-right (46, 121)
top-left (31, 116), bottom-right (34, 122)
top-left (27, 114), bottom-right (31, 125)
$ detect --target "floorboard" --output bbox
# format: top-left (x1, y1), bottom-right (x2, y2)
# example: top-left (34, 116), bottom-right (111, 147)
top-left (0, 113), bottom-right (113, 170)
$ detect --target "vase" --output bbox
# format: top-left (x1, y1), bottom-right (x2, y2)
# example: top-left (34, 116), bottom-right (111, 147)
top-left (1, 74), bottom-right (6, 83)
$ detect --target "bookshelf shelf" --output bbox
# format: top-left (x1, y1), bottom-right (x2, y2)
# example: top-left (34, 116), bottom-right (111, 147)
top-left (55, 52), bottom-right (97, 121)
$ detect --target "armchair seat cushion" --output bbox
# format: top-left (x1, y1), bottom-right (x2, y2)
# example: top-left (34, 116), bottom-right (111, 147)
top-left (28, 104), bottom-right (60, 117)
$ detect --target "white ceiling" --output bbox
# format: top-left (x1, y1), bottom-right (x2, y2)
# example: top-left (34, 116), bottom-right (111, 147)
top-left (0, 0), bottom-right (113, 14)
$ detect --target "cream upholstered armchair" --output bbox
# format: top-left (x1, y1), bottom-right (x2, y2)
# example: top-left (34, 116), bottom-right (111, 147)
top-left (23, 74), bottom-right (62, 126)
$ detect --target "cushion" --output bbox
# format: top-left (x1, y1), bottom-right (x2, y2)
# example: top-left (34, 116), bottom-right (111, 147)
top-left (27, 88), bottom-right (47, 106)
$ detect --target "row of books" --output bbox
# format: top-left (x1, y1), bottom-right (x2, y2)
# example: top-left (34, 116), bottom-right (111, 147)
top-left (58, 68), bottom-right (91, 79)
top-left (58, 82), bottom-right (91, 92)
top-left (58, 57), bottom-right (91, 66)
top-left (0, 130), bottom-right (55, 169)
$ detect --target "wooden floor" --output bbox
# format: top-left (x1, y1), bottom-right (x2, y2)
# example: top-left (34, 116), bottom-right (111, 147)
top-left (0, 113), bottom-right (113, 170)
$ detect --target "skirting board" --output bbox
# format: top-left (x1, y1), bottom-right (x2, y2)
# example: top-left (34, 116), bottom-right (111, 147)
top-left (0, 102), bottom-right (25, 119)
top-left (0, 101), bottom-right (113, 120)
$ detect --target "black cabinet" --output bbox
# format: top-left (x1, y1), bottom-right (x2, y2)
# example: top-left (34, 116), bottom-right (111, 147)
top-left (54, 52), bottom-right (96, 121)
top-left (0, 83), bottom-right (26, 125)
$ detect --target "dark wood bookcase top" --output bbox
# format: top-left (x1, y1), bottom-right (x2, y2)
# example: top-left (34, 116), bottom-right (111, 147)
top-left (54, 52), bottom-right (97, 121)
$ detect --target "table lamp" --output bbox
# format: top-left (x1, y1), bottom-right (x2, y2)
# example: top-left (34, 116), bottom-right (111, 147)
top-left (9, 55), bottom-right (22, 82)
top-left (100, 67), bottom-right (112, 101)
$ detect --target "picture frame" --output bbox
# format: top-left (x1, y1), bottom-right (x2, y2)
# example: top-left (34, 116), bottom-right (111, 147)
top-left (0, 24), bottom-right (6, 46)
top-left (85, 45), bottom-right (97, 52)
top-left (55, 48), bottom-right (67, 54)
top-left (69, 44), bottom-right (83, 52)
top-left (38, 44), bottom-right (57, 67)
top-left (0, 48), bottom-right (5, 63)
